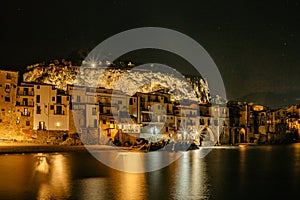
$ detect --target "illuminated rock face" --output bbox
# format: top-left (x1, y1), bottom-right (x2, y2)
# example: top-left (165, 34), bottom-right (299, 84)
top-left (23, 63), bottom-right (211, 103)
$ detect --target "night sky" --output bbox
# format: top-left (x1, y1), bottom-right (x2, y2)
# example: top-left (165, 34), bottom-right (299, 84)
top-left (1, 0), bottom-right (300, 107)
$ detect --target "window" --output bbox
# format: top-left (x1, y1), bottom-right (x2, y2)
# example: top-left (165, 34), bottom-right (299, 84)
top-left (103, 120), bottom-right (106, 124)
top-left (36, 95), bottom-right (40, 103)
top-left (52, 97), bottom-right (55, 101)
top-left (77, 96), bottom-right (80, 102)
top-left (56, 106), bottom-right (62, 114)
top-left (57, 96), bottom-right (62, 104)
top-left (94, 119), bottom-right (98, 128)
top-left (0, 119), bottom-right (2, 123)
top-left (214, 120), bottom-right (219, 126)
top-left (37, 106), bottom-right (41, 114)
top-left (66, 96), bottom-right (69, 101)
top-left (118, 100), bottom-right (122, 104)
top-left (24, 108), bottom-right (28, 116)
top-left (200, 119), bottom-right (205, 125)
top-left (5, 84), bottom-right (10, 90)
top-left (50, 105), bottom-right (54, 110)
top-left (37, 85), bottom-right (40, 89)
top-left (6, 73), bottom-right (11, 79)
top-left (92, 107), bottom-right (96, 115)
top-left (129, 98), bottom-right (133, 105)
top-left (5, 97), bottom-right (10, 102)
top-left (26, 121), bottom-right (30, 126)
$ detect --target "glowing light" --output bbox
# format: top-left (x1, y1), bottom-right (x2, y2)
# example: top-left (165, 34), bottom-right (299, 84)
top-left (56, 122), bottom-right (61, 127)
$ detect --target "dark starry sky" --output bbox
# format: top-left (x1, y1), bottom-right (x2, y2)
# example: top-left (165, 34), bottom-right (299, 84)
top-left (1, 0), bottom-right (300, 106)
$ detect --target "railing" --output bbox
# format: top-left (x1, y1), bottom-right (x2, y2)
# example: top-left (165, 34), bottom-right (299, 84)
top-left (17, 91), bottom-right (34, 96)
top-left (21, 112), bottom-right (31, 117)
top-left (16, 102), bottom-right (34, 107)
top-left (54, 111), bottom-right (65, 115)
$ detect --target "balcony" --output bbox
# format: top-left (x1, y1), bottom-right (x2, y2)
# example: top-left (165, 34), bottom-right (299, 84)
top-left (21, 112), bottom-right (31, 117)
top-left (16, 102), bottom-right (34, 107)
top-left (17, 91), bottom-right (34, 96)
top-left (54, 111), bottom-right (65, 115)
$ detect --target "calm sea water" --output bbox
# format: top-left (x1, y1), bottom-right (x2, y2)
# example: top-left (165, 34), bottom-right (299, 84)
top-left (0, 144), bottom-right (300, 200)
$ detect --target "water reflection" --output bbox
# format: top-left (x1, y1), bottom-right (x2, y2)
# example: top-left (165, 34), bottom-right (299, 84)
top-left (173, 151), bottom-right (209, 199)
top-left (91, 150), bottom-right (182, 173)
top-left (35, 153), bottom-right (50, 174)
top-left (1, 145), bottom-right (300, 199)
top-left (74, 178), bottom-right (108, 199)
top-left (33, 154), bottom-right (71, 199)
top-left (110, 172), bottom-right (147, 200)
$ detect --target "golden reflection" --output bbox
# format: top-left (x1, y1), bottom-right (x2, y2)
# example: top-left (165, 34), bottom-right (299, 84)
top-left (120, 173), bottom-right (146, 200)
top-left (35, 153), bottom-right (49, 174)
top-left (109, 171), bottom-right (147, 200)
top-left (76, 178), bottom-right (107, 199)
top-left (35, 154), bottom-right (71, 200)
top-left (174, 151), bottom-right (208, 199)
top-left (190, 150), bottom-right (207, 198)
top-left (293, 143), bottom-right (300, 176)
top-left (113, 152), bottom-right (146, 173)
top-left (175, 152), bottom-right (190, 198)
top-left (239, 145), bottom-right (246, 174)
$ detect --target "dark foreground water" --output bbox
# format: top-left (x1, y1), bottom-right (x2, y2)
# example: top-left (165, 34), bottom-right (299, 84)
top-left (0, 144), bottom-right (300, 200)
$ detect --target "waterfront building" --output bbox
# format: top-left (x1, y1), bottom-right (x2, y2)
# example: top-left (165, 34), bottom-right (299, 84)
top-left (135, 91), bottom-right (174, 141)
top-left (174, 101), bottom-right (198, 141)
top-left (211, 104), bottom-right (230, 145)
top-left (97, 87), bottom-right (138, 144)
top-left (68, 85), bottom-right (99, 144)
top-left (15, 83), bottom-right (35, 135)
top-left (286, 105), bottom-right (300, 140)
top-left (227, 101), bottom-right (248, 144)
top-left (0, 70), bottom-right (19, 136)
top-left (33, 84), bottom-right (70, 141)
top-left (267, 108), bottom-right (288, 143)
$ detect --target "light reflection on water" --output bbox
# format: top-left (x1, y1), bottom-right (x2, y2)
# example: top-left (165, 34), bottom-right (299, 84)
top-left (34, 154), bottom-right (71, 199)
top-left (0, 144), bottom-right (300, 199)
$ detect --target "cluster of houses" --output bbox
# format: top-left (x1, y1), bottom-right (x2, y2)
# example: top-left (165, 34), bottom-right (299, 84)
top-left (0, 69), bottom-right (299, 145)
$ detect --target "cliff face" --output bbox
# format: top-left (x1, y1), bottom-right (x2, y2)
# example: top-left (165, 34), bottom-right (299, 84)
top-left (23, 60), bottom-right (211, 103)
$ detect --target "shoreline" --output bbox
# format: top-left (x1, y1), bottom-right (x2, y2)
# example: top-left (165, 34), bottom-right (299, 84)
top-left (0, 143), bottom-right (120, 154)
top-left (0, 142), bottom-right (298, 154)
